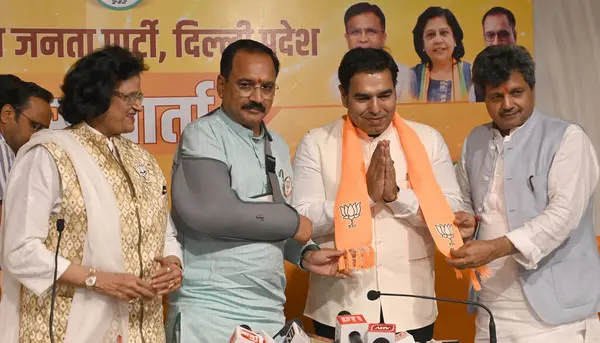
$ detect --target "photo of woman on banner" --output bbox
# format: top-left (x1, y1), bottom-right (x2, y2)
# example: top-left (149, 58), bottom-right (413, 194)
top-left (410, 6), bottom-right (472, 103)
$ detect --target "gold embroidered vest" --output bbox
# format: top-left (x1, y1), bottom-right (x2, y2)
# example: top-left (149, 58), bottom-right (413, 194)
top-left (18, 123), bottom-right (169, 343)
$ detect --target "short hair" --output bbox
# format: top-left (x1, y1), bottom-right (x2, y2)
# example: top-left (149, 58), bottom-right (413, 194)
top-left (0, 75), bottom-right (28, 117)
top-left (344, 2), bottom-right (386, 32)
top-left (412, 7), bottom-right (465, 65)
top-left (220, 39), bottom-right (280, 80)
top-left (24, 82), bottom-right (54, 104)
top-left (472, 45), bottom-right (535, 95)
top-left (58, 45), bottom-right (148, 125)
top-left (482, 6), bottom-right (516, 31)
top-left (338, 47), bottom-right (398, 94)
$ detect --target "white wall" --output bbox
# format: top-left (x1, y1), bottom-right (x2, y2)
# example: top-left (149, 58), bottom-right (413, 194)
top-left (534, 0), bottom-right (600, 235)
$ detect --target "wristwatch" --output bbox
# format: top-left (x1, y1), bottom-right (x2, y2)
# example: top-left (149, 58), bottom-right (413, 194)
top-left (85, 268), bottom-right (97, 290)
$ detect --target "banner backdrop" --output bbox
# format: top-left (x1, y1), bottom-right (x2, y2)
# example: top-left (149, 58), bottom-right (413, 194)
top-left (0, 0), bottom-right (533, 341)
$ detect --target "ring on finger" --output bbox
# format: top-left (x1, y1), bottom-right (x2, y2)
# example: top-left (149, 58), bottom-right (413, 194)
top-left (166, 266), bottom-right (172, 273)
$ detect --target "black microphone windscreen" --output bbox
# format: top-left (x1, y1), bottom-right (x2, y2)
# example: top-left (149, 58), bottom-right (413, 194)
top-left (338, 310), bottom-right (351, 316)
top-left (373, 338), bottom-right (391, 343)
top-left (56, 219), bottom-right (65, 232)
top-left (240, 324), bottom-right (252, 331)
top-left (367, 290), bottom-right (380, 301)
top-left (349, 331), bottom-right (363, 343)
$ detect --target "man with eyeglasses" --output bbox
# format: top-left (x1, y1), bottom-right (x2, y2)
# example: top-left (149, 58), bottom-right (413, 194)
top-left (470, 6), bottom-right (518, 102)
top-left (328, 2), bottom-right (415, 103)
top-left (0, 75), bottom-right (53, 205)
top-left (166, 39), bottom-right (350, 343)
top-left (0, 74), bottom-right (52, 307)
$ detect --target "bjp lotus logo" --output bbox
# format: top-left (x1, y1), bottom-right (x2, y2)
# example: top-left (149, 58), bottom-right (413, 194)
top-left (340, 202), bottom-right (361, 228)
top-left (435, 223), bottom-right (455, 246)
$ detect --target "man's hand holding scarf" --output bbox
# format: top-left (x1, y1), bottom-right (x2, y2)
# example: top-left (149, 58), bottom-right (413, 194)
top-left (447, 237), bottom-right (518, 270)
top-left (453, 211), bottom-right (477, 241)
top-left (301, 249), bottom-right (354, 279)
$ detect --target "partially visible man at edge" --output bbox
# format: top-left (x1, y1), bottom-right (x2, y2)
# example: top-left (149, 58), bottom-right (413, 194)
top-left (0, 75), bottom-right (54, 205)
top-left (450, 45), bottom-right (600, 342)
top-left (167, 39), bottom-right (351, 343)
top-left (329, 2), bottom-right (415, 103)
top-left (470, 6), bottom-right (518, 102)
top-left (0, 75), bottom-right (53, 298)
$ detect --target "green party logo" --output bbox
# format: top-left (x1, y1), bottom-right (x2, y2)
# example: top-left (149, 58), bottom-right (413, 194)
top-left (97, 0), bottom-right (142, 10)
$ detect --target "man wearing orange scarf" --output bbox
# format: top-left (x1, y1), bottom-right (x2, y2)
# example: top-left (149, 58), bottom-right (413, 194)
top-left (292, 48), bottom-right (464, 343)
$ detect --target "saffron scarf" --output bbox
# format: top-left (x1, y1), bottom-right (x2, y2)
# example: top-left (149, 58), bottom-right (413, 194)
top-left (335, 114), bottom-right (490, 290)
top-left (418, 59), bottom-right (469, 102)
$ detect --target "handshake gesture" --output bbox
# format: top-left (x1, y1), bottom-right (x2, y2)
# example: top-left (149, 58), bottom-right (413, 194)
top-left (367, 140), bottom-right (399, 203)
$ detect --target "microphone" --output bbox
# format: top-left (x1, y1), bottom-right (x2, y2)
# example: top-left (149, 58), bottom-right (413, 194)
top-left (49, 219), bottom-right (65, 343)
top-left (229, 325), bottom-right (264, 343)
top-left (367, 290), bottom-right (497, 343)
top-left (281, 321), bottom-right (310, 343)
top-left (365, 323), bottom-right (396, 343)
top-left (348, 331), bottom-right (363, 343)
top-left (259, 329), bottom-right (277, 343)
top-left (273, 319), bottom-right (303, 338)
top-left (335, 311), bottom-right (368, 343)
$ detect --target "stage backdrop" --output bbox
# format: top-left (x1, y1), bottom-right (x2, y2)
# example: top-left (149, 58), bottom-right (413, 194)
top-left (0, 0), bottom-right (533, 341)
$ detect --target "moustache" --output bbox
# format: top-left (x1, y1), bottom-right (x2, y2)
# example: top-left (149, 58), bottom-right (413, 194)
top-left (241, 102), bottom-right (265, 113)
top-left (500, 110), bottom-right (519, 116)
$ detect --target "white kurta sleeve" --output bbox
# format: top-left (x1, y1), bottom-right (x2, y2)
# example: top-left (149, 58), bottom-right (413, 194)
top-left (163, 214), bottom-right (183, 263)
top-left (506, 125), bottom-right (600, 269)
top-left (292, 132), bottom-right (335, 238)
top-left (2, 145), bottom-right (70, 296)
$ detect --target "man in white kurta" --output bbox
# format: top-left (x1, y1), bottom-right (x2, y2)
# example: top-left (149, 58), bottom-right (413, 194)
top-left (450, 44), bottom-right (600, 343)
top-left (293, 47), bottom-right (462, 343)
top-left (456, 124), bottom-right (600, 342)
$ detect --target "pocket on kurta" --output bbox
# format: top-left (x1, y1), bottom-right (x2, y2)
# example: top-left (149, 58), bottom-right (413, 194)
top-left (551, 255), bottom-right (596, 309)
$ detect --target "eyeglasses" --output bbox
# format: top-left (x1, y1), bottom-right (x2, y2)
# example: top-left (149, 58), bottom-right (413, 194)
top-left (15, 109), bottom-right (47, 132)
top-left (234, 81), bottom-right (279, 99)
top-left (484, 30), bottom-right (513, 42)
top-left (114, 91), bottom-right (144, 105)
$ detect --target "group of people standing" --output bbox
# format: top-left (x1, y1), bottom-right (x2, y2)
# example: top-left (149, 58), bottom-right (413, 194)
top-left (0, 3), bottom-right (599, 343)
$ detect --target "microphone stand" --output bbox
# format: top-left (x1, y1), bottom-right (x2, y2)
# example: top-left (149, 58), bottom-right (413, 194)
top-left (367, 290), bottom-right (496, 343)
top-left (49, 219), bottom-right (65, 343)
